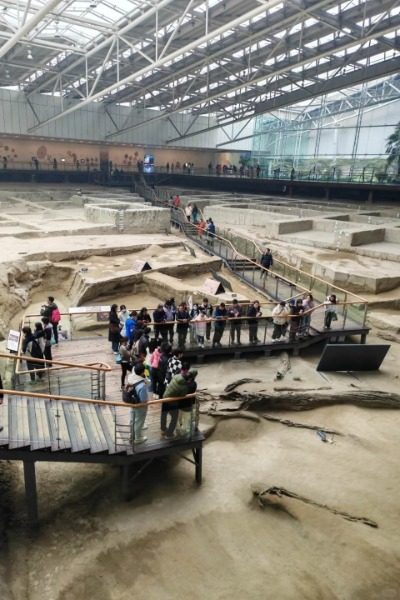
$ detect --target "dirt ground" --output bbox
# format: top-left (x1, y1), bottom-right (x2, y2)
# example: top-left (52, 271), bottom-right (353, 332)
top-left (0, 187), bottom-right (399, 600)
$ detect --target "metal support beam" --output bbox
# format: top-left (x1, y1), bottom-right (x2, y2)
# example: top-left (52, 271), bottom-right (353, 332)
top-left (0, 0), bottom-right (64, 60)
top-left (28, 0), bottom-right (283, 131)
top-left (23, 460), bottom-right (38, 526)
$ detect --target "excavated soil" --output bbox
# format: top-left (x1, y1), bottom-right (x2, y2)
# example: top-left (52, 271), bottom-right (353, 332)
top-left (0, 186), bottom-right (400, 600)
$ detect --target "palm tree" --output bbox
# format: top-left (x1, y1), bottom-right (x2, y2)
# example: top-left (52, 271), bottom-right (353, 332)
top-left (386, 122), bottom-right (400, 176)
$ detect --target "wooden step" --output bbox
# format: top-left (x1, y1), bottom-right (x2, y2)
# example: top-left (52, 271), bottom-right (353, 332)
top-left (0, 395), bottom-right (9, 447)
top-left (95, 405), bottom-right (118, 454)
top-left (63, 402), bottom-right (91, 453)
top-left (9, 396), bottom-right (30, 449)
top-left (46, 400), bottom-right (72, 451)
top-left (79, 404), bottom-right (109, 454)
top-left (28, 398), bottom-right (52, 451)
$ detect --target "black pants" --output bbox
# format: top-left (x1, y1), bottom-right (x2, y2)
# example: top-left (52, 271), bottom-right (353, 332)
top-left (52, 323), bottom-right (59, 344)
top-left (177, 327), bottom-right (188, 348)
top-left (154, 324), bottom-right (168, 342)
top-left (212, 326), bottom-right (225, 346)
top-left (206, 321), bottom-right (212, 341)
top-left (166, 324), bottom-right (174, 343)
top-left (249, 322), bottom-right (258, 343)
top-left (324, 311), bottom-right (335, 329)
top-left (44, 345), bottom-right (52, 367)
top-left (289, 321), bottom-right (299, 342)
top-left (161, 403), bottom-right (178, 436)
top-left (120, 362), bottom-right (130, 387)
top-left (230, 323), bottom-right (241, 343)
top-left (272, 323), bottom-right (285, 339)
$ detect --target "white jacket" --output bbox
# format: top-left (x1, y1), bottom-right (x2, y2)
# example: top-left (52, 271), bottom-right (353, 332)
top-left (272, 305), bottom-right (289, 325)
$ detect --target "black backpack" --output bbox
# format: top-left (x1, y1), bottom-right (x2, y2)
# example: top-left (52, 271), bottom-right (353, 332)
top-left (122, 381), bottom-right (144, 404)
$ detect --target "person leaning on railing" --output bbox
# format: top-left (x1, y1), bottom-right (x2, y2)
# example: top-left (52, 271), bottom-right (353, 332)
top-left (247, 301), bottom-right (262, 344)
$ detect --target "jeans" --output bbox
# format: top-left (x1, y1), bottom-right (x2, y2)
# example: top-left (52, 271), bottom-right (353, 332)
top-left (197, 335), bottom-right (204, 346)
top-left (120, 362), bottom-right (130, 387)
top-left (112, 340), bottom-right (119, 352)
top-left (133, 405), bottom-right (148, 440)
top-left (324, 311), bottom-right (335, 329)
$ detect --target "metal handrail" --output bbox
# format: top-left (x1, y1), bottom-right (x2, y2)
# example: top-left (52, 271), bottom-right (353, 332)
top-left (0, 351), bottom-right (111, 373)
top-left (153, 184), bottom-right (368, 304)
top-left (0, 388), bottom-right (196, 410)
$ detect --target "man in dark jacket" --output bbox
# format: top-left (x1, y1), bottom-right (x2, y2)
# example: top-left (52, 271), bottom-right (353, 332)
top-left (157, 343), bottom-right (172, 399)
top-left (153, 304), bottom-right (167, 342)
top-left (176, 302), bottom-right (190, 349)
top-left (212, 302), bottom-right (228, 348)
top-left (200, 297), bottom-right (213, 342)
top-left (228, 299), bottom-right (243, 345)
top-left (247, 300), bottom-right (262, 343)
top-left (260, 248), bottom-right (273, 279)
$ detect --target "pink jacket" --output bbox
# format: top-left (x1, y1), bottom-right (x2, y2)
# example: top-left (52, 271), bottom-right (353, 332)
top-left (150, 347), bottom-right (161, 368)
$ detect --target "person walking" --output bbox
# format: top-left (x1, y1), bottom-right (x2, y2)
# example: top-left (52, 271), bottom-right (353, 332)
top-left (41, 296), bottom-right (60, 344)
top-left (185, 203), bottom-right (192, 222)
top-left (206, 218), bottom-right (216, 247)
top-left (41, 317), bottom-right (53, 366)
top-left (22, 326), bottom-right (44, 382)
top-left (149, 342), bottom-right (162, 397)
top-left (119, 337), bottom-right (133, 390)
top-left (260, 248), bottom-right (273, 279)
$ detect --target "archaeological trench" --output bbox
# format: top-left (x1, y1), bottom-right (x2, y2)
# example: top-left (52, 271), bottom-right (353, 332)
top-left (0, 184), bottom-right (399, 600)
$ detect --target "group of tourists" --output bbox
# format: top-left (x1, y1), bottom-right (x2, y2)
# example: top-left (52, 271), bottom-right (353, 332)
top-left (21, 296), bottom-right (61, 382)
top-left (115, 328), bottom-right (199, 444)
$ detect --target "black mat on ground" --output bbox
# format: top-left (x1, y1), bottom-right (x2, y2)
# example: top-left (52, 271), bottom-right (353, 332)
top-left (317, 344), bottom-right (390, 372)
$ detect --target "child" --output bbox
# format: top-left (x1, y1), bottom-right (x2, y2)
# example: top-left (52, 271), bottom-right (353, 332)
top-left (194, 311), bottom-right (207, 348)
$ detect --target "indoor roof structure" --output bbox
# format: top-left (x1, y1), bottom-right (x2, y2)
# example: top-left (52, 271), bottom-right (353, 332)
top-left (0, 0), bottom-right (399, 142)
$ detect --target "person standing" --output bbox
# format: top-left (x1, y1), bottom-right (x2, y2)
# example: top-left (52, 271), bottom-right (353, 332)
top-left (176, 303), bottom-right (190, 349)
top-left (126, 363), bottom-right (149, 444)
top-left (149, 342), bottom-right (162, 398)
top-left (193, 311), bottom-right (207, 348)
top-left (228, 299), bottom-right (242, 345)
top-left (191, 204), bottom-right (200, 224)
top-left (162, 370), bottom-right (194, 440)
top-left (108, 304), bottom-right (121, 353)
top-left (289, 299), bottom-right (303, 342)
top-left (153, 304), bottom-right (168, 343)
top-left (163, 299), bottom-right (176, 344)
top-left (200, 298), bottom-right (213, 342)
top-left (247, 300), bottom-right (262, 343)
top-left (212, 302), bottom-right (228, 348)
top-left (324, 294), bottom-right (337, 329)
top-left (300, 293), bottom-right (314, 337)
top-left (260, 248), bottom-right (273, 279)
top-left (177, 369), bottom-right (198, 437)
top-left (119, 337), bottom-right (133, 390)
top-left (272, 301), bottom-right (289, 341)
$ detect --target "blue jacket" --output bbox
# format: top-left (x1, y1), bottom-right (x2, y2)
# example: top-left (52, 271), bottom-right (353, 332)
top-left (214, 307), bottom-right (227, 328)
top-left (125, 317), bottom-right (136, 341)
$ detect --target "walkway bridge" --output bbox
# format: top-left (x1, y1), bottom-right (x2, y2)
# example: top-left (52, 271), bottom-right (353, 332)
top-left (0, 352), bottom-right (203, 526)
top-left (136, 181), bottom-right (370, 355)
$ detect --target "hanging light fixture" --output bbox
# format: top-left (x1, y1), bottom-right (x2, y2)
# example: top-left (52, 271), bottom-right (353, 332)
top-left (27, 48), bottom-right (33, 60)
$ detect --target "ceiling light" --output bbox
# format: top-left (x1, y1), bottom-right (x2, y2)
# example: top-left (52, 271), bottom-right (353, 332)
top-left (27, 49), bottom-right (33, 60)
top-left (89, 1), bottom-right (98, 7)
top-left (5, 69), bottom-right (10, 78)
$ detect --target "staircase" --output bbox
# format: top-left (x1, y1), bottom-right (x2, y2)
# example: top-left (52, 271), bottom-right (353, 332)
top-left (0, 394), bottom-right (125, 455)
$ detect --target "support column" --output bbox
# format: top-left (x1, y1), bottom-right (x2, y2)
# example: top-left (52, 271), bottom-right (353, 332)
top-left (193, 446), bottom-right (202, 484)
top-left (23, 461), bottom-right (38, 526)
top-left (360, 333), bottom-right (367, 344)
top-left (120, 465), bottom-right (130, 500)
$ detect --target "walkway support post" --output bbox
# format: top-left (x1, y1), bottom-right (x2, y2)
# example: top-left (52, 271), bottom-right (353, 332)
top-left (23, 460), bottom-right (38, 526)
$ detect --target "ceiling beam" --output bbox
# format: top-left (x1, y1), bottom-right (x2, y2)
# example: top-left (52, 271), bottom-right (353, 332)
top-left (0, 0), bottom-right (64, 60)
top-left (27, 0), bottom-right (283, 131)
